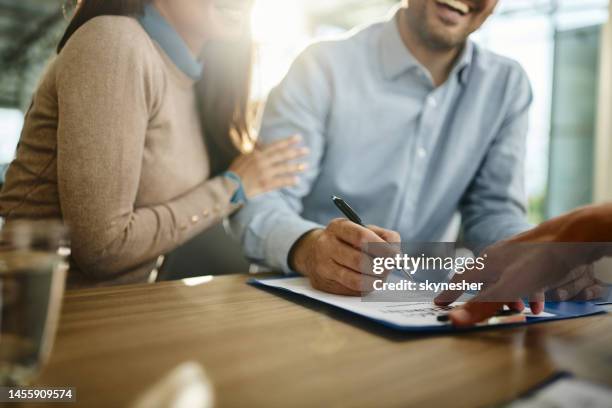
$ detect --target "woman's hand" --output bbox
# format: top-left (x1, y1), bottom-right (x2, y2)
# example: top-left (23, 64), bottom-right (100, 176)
top-left (229, 135), bottom-right (309, 199)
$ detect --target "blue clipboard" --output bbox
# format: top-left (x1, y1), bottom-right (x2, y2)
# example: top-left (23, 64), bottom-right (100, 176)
top-left (249, 277), bottom-right (607, 333)
top-left (595, 284), bottom-right (612, 305)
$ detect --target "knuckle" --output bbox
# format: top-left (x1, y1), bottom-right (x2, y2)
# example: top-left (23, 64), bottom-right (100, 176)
top-left (327, 218), bottom-right (343, 232)
top-left (348, 275), bottom-right (361, 292)
top-left (358, 232), bottom-right (370, 247)
top-left (316, 232), bottom-right (329, 246)
top-left (350, 252), bottom-right (362, 268)
top-left (337, 270), bottom-right (353, 289)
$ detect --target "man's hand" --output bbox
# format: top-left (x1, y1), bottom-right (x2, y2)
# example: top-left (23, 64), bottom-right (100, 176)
top-left (290, 219), bottom-right (401, 296)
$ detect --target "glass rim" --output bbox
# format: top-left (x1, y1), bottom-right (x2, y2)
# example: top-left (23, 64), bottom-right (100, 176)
top-left (0, 219), bottom-right (70, 251)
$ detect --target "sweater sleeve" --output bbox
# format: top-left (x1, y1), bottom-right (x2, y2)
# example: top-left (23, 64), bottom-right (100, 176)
top-left (55, 17), bottom-right (238, 280)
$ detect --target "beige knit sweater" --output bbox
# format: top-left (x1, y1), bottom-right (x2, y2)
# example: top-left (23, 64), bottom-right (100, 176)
top-left (0, 16), bottom-right (239, 287)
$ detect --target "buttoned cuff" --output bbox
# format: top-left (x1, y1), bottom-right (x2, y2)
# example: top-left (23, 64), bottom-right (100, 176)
top-left (174, 176), bottom-right (241, 236)
top-left (264, 217), bottom-right (323, 274)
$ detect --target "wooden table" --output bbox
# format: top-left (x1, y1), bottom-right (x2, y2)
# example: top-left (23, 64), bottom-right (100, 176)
top-left (32, 274), bottom-right (612, 408)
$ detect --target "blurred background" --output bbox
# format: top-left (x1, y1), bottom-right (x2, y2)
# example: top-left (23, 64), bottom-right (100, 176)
top-left (1, 0), bottom-right (611, 276)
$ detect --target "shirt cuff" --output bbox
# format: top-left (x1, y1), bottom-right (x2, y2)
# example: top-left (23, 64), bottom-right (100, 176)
top-left (264, 216), bottom-right (323, 274)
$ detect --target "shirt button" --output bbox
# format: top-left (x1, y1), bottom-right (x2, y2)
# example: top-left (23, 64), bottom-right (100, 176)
top-left (202, 209), bottom-right (210, 218)
top-left (427, 96), bottom-right (437, 108)
top-left (191, 215), bottom-right (200, 224)
top-left (417, 148), bottom-right (427, 159)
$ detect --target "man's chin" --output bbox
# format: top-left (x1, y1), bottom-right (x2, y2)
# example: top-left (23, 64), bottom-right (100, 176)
top-left (424, 26), bottom-right (468, 50)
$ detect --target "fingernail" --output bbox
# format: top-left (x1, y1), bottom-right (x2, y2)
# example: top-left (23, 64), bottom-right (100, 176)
top-left (585, 289), bottom-right (593, 299)
top-left (558, 289), bottom-right (568, 301)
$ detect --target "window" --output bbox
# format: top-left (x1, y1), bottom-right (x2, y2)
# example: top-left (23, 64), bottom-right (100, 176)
top-left (0, 108), bottom-right (23, 164)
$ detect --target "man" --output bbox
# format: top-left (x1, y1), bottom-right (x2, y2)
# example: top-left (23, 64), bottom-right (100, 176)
top-left (436, 203), bottom-right (612, 326)
top-left (230, 0), bottom-right (599, 297)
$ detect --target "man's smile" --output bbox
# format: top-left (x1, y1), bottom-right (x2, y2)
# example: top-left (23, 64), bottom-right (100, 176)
top-left (435, 0), bottom-right (471, 16)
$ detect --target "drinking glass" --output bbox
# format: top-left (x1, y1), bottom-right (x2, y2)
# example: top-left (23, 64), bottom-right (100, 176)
top-left (0, 220), bottom-right (70, 386)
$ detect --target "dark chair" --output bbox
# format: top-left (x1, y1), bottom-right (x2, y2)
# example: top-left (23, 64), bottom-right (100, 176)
top-left (160, 222), bottom-right (250, 280)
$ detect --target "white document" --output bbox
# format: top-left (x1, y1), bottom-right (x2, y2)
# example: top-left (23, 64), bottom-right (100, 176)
top-left (256, 277), bottom-right (554, 329)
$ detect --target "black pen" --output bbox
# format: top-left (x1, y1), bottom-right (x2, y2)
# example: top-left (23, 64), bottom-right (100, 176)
top-left (332, 196), bottom-right (365, 226)
top-left (332, 195), bottom-right (412, 282)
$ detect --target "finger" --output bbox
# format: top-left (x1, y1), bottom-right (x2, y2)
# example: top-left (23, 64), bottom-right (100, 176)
top-left (528, 291), bottom-right (545, 315)
top-left (261, 139), bottom-right (309, 164)
top-left (328, 219), bottom-right (388, 251)
top-left (529, 301), bottom-right (545, 315)
top-left (548, 265), bottom-right (594, 297)
top-left (367, 225), bottom-right (401, 243)
top-left (449, 301), bottom-right (507, 327)
top-left (553, 273), bottom-right (598, 301)
top-left (324, 261), bottom-right (377, 293)
top-left (550, 265), bottom-right (586, 288)
top-left (329, 239), bottom-right (377, 277)
top-left (266, 162), bottom-right (309, 177)
top-left (364, 225), bottom-right (402, 264)
top-left (434, 268), bottom-right (494, 306)
top-left (573, 283), bottom-right (607, 301)
top-left (509, 300), bottom-right (526, 312)
top-left (309, 274), bottom-right (360, 296)
top-left (259, 134), bottom-right (302, 154)
top-left (434, 289), bottom-right (463, 306)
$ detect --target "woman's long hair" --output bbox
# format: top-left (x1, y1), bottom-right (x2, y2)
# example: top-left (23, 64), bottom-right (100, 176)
top-left (58, 0), bottom-right (254, 172)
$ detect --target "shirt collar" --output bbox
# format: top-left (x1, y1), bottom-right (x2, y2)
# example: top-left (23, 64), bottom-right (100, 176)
top-left (138, 3), bottom-right (204, 81)
top-left (454, 41), bottom-right (473, 85)
top-left (379, 10), bottom-right (474, 85)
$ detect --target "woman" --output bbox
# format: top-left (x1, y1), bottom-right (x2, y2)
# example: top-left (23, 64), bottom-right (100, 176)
top-left (0, 0), bottom-right (308, 287)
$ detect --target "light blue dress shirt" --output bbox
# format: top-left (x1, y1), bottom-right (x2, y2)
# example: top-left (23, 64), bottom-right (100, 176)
top-left (230, 11), bottom-right (533, 273)
top-left (139, 3), bottom-right (203, 80)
